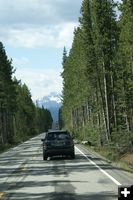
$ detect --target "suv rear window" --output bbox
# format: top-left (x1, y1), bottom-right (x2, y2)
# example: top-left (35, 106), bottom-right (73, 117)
top-left (46, 132), bottom-right (71, 140)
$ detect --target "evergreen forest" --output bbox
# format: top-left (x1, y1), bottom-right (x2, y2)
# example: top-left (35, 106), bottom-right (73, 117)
top-left (61, 0), bottom-right (133, 151)
top-left (0, 42), bottom-right (53, 150)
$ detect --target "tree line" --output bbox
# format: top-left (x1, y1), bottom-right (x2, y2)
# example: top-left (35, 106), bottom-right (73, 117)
top-left (0, 42), bottom-right (53, 149)
top-left (61, 0), bottom-right (133, 148)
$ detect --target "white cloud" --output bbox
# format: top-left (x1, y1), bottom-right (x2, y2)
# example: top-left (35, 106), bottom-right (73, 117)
top-left (13, 57), bottom-right (30, 67)
top-left (0, 22), bottom-right (78, 48)
top-left (56, 23), bottom-right (78, 48)
top-left (0, 0), bottom-right (81, 48)
top-left (0, 0), bottom-right (81, 100)
top-left (0, 0), bottom-right (82, 26)
top-left (15, 68), bottom-right (63, 100)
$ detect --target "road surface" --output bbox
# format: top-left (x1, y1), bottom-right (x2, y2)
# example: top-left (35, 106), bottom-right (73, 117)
top-left (0, 133), bottom-right (133, 200)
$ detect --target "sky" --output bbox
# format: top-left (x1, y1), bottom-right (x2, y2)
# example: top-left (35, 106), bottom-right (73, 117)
top-left (0, 0), bottom-right (82, 101)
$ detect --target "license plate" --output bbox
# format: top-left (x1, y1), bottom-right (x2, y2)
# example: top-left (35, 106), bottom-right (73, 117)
top-left (52, 141), bottom-right (64, 146)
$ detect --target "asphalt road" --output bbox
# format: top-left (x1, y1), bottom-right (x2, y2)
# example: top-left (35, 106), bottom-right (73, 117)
top-left (0, 133), bottom-right (133, 200)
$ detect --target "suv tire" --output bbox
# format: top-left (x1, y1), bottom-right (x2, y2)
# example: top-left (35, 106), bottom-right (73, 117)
top-left (71, 152), bottom-right (75, 159)
top-left (43, 152), bottom-right (47, 160)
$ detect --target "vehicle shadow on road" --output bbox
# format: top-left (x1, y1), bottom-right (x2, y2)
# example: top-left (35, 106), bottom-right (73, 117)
top-left (5, 190), bottom-right (117, 200)
top-left (0, 141), bottom-right (119, 200)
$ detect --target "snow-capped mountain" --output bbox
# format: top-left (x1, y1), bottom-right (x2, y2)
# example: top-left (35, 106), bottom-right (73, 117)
top-left (38, 92), bottom-right (62, 123)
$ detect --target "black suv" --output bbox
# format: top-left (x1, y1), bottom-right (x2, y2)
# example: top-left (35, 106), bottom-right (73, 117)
top-left (41, 130), bottom-right (75, 160)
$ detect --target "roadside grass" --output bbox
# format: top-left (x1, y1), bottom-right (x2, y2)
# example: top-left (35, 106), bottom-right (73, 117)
top-left (0, 143), bottom-right (14, 154)
top-left (0, 133), bottom-right (39, 154)
top-left (0, 140), bottom-right (22, 154)
top-left (83, 145), bottom-right (133, 173)
top-left (0, 140), bottom-right (20, 154)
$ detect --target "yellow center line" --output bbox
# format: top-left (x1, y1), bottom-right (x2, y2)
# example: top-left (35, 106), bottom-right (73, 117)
top-left (21, 165), bottom-right (27, 171)
top-left (0, 192), bottom-right (5, 199)
top-left (32, 156), bottom-right (37, 160)
top-left (18, 163), bottom-right (27, 172)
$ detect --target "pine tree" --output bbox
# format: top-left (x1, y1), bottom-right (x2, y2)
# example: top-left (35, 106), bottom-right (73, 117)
top-left (14, 83), bottom-right (36, 140)
top-left (90, 0), bottom-right (118, 141)
top-left (0, 42), bottom-right (17, 144)
top-left (58, 107), bottom-right (64, 130)
top-left (114, 0), bottom-right (133, 141)
top-left (35, 105), bottom-right (53, 133)
top-left (61, 0), bottom-right (133, 148)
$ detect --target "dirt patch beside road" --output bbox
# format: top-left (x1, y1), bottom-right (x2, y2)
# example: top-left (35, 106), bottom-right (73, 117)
top-left (80, 144), bottom-right (133, 173)
top-left (120, 153), bottom-right (133, 167)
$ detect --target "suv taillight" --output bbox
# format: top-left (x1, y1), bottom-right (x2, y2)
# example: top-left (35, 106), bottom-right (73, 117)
top-left (43, 140), bottom-right (51, 148)
top-left (66, 140), bottom-right (73, 146)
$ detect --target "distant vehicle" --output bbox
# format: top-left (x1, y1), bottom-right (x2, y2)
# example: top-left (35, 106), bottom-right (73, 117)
top-left (41, 130), bottom-right (75, 160)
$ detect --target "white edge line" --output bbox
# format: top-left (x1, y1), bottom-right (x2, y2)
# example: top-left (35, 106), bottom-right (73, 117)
top-left (75, 146), bottom-right (122, 186)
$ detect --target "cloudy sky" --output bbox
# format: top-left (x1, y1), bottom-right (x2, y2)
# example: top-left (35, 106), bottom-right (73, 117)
top-left (0, 0), bottom-right (82, 100)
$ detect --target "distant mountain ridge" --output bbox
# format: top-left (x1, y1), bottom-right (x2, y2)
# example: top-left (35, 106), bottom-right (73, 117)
top-left (37, 93), bottom-right (62, 123)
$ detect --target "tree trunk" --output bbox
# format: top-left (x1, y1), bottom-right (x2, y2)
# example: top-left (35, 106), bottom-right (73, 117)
top-left (103, 62), bottom-right (110, 141)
